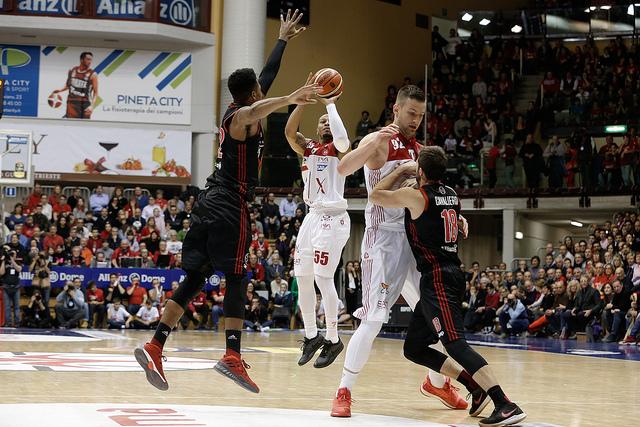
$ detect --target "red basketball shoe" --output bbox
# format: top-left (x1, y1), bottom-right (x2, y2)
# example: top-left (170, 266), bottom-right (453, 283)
top-left (331, 387), bottom-right (353, 417)
top-left (420, 375), bottom-right (468, 410)
top-left (134, 342), bottom-right (168, 391)
top-left (214, 350), bottom-right (260, 393)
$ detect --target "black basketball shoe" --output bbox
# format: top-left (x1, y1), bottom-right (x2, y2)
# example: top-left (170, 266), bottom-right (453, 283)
top-left (314, 338), bottom-right (344, 368)
top-left (297, 333), bottom-right (325, 366)
top-left (478, 402), bottom-right (527, 427)
top-left (469, 387), bottom-right (491, 417)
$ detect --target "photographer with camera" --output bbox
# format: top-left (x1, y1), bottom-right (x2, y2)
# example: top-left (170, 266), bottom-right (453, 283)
top-left (497, 292), bottom-right (530, 338)
top-left (1, 245), bottom-right (23, 327)
top-left (22, 290), bottom-right (51, 328)
top-left (54, 280), bottom-right (85, 329)
top-left (30, 251), bottom-right (51, 306)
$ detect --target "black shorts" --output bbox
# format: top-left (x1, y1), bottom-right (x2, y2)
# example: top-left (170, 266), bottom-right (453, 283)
top-left (182, 186), bottom-right (250, 275)
top-left (413, 263), bottom-right (466, 345)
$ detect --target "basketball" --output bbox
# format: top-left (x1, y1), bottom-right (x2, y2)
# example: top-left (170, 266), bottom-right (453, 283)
top-left (313, 68), bottom-right (343, 98)
top-left (48, 92), bottom-right (62, 108)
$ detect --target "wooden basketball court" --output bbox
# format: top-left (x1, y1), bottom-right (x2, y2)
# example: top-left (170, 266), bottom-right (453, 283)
top-left (0, 328), bottom-right (638, 427)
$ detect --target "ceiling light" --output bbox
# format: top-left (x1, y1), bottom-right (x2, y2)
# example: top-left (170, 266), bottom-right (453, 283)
top-left (585, 8), bottom-right (591, 12)
top-left (590, 6), bottom-right (597, 11)
top-left (570, 220), bottom-right (584, 228)
top-left (511, 25), bottom-right (522, 33)
top-left (628, 5), bottom-right (635, 15)
top-left (462, 13), bottom-right (473, 22)
top-left (600, 5), bottom-right (611, 10)
top-left (479, 18), bottom-right (491, 26)
top-left (515, 232), bottom-right (524, 240)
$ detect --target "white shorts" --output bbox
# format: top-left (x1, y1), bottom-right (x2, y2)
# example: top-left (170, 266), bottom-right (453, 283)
top-left (354, 226), bottom-right (421, 322)
top-left (294, 210), bottom-right (350, 278)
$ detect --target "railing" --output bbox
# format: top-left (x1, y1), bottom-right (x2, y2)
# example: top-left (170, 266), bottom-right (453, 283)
top-left (0, 0), bottom-right (211, 32)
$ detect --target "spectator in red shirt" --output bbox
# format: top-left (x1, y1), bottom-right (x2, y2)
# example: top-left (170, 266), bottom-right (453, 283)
top-left (86, 228), bottom-right (103, 254)
top-left (48, 185), bottom-right (63, 210)
top-left (26, 183), bottom-right (43, 212)
top-left (126, 278), bottom-right (148, 315)
top-left (246, 253), bottom-right (265, 282)
top-left (211, 278), bottom-right (226, 331)
top-left (155, 189), bottom-right (168, 211)
top-left (153, 240), bottom-right (174, 269)
top-left (43, 225), bottom-right (64, 252)
top-left (250, 233), bottom-right (269, 254)
top-left (619, 135), bottom-right (638, 188)
top-left (86, 280), bottom-right (105, 328)
top-left (190, 291), bottom-right (209, 330)
top-left (111, 240), bottom-right (139, 267)
top-left (541, 71), bottom-right (560, 97)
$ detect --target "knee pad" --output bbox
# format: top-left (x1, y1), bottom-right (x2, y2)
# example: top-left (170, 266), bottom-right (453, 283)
top-left (444, 339), bottom-right (487, 375)
top-left (170, 270), bottom-right (206, 309)
top-left (222, 274), bottom-right (246, 319)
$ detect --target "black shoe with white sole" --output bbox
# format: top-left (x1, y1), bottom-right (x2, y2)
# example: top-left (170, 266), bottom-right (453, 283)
top-left (478, 402), bottom-right (527, 427)
top-left (297, 333), bottom-right (325, 366)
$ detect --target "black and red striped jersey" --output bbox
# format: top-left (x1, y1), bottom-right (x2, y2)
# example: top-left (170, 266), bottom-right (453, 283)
top-left (405, 183), bottom-right (461, 272)
top-left (208, 103), bottom-right (264, 198)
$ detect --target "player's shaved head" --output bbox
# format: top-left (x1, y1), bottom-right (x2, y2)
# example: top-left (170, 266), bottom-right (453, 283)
top-left (418, 146), bottom-right (447, 182)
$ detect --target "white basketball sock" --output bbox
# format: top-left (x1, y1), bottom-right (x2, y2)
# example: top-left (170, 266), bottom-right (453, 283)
top-left (338, 320), bottom-right (383, 392)
top-left (316, 275), bottom-right (339, 344)
top-left (428, 340), bottom-right (447, 388)
top-left (297, 275), bottom-right (318, 339)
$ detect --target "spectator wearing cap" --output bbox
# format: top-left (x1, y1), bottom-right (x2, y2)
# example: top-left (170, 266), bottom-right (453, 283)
top-left (89, 185), bottom-right (110, 214)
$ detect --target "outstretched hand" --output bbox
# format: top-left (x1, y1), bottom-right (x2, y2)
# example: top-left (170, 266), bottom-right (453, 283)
top-left (288, 83), bottom-right (321, 105)
top-left (279, 9), bottom-right (306, 41)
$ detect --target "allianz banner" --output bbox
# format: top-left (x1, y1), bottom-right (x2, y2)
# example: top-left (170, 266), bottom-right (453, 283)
top-left (19, 266), bottom-right (224, 291)
top-left (1, 44), bottom-right (192, 124)
top-left (8, 0), bottom-right (196, 27)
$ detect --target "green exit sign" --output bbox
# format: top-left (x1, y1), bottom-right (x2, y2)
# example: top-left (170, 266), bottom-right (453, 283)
top-left (604, 125), bottom-right (627, 133)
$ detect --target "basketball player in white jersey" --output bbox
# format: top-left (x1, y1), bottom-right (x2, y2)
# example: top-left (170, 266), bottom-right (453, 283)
top-left (331, 85), bottom-right (468, 417)
top-left (285, 85), bottom-right (351, 369)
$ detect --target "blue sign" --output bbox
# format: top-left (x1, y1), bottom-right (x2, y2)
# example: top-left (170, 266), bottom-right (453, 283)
top-left (0, 44), bottom-right (40, 117)
top-left (19, 267), bottom-right (224, 291)
top-left (93, 0), bottom-right (195, 27)
top-left (4, 187), bottom-right (17, 197)
top-left (15, 0), bottom-right (80, 16)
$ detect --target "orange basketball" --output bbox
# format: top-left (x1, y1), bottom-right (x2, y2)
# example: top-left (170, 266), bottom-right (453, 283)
top-left (313, 68), bottom-right (343, 98)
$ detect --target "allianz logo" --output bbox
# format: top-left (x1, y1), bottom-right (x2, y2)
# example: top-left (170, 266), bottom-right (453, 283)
top-left (17, 0), bottom-right (78, 15)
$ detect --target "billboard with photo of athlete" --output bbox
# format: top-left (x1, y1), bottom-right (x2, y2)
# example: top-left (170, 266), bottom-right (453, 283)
top-left (0, 121), bottom-right (191, 182)
top-left (37, 45), bottom-right (192, 124)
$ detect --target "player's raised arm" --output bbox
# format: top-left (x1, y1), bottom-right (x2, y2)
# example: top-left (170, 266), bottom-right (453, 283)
top-left (336, 124), bottom-right (396, 176)
top-left (259, 9), bottom-right (306, 95)
top-left (285, 73), bottom-right (315, 155)
top-left (318, 95), bottom-right (350, 154)
top-left (233, 83), bottom-right (320, 129)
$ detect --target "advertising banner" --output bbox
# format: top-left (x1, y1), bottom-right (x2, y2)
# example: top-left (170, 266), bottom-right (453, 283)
top-left (1, 122), bottom-right (191, 180)
top-left (38, 45), bottom-right (191, 124)
top-left (19, 267), bottom-right (224, 291)
top-left (0, 44), bottom-right (192, 124)
top-left (6, 0), bottom-right (196, 27)
top-left (0, 44), bottom-right (41, 117)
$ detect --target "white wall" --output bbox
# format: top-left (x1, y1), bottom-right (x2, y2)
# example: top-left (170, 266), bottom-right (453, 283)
top-left (515, 216), bottom-right (569, 261)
